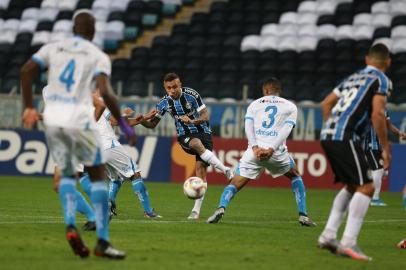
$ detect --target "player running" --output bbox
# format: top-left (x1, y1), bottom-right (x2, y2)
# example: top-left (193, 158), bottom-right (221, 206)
top-left (318, 43), bottom-right (391, 261)
top-left (141, 73), bottom-right (234, 220)
top-left (364, 112), bottom-right (406, 206)
top-left (21, 10), bottom-right (135, 259)
top-left (207, 77), bottom-right (316, 227)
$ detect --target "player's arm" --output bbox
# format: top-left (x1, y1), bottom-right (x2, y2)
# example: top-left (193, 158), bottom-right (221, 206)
top-left (21, 59), bottom-right (41, 128)
top-left (92, 91), bottom-right (106, 121)
top-left (387, 119), bottom-right (406, 139)
top-left (96, 74), bottom-right (136, 144)
top-left (141, 107), bottom-right (161, 129)
top-left (321, 91), bottom-right (339, 121)
top-left (372, 95), bottom-right (391, 169)
top-left (180, 107), bottom-right (209, 125)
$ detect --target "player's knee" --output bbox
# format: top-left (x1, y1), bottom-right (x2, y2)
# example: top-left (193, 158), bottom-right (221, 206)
top-left (189, 138), bottom-right (205, 154)
top-left (133, 172), bottom-right (142, 179)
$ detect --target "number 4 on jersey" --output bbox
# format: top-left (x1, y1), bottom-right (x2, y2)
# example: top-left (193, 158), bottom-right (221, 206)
top-left (59, 59), bottom-right (76, 92)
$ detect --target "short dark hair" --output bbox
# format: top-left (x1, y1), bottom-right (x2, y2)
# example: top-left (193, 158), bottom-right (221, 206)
top-left (262, 77), bottom-right (282, 91)
top-left (163, 72), bottom-right (179, 82)
top-left (368, 43), bottom-right (390, 61)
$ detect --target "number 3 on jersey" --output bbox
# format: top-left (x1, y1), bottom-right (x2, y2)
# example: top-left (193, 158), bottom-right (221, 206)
top-left (262, 105), bottom-right (278, 129)
top-left (59, 59), bottom-right (76, 92)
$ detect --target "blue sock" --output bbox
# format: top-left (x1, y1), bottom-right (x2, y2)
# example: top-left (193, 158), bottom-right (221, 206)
top-left (219, 184), bottom-right (238, 209)
top-left (132, 178), bottom-right (152, 213)
top-left (291, 176), bottom-right (307, 216)
top-left (90, 181), bottom-right (109, 241)
top-left (109, 180), bottom-right (122, 203)
top-left (79, 174), bottom-right (91, 197)
top-left (75, 190), bottom-right (95, 222)
top-left (403, 194), bottom-right (406, 209)
top-left (59, 177), bottom-right (77, 226)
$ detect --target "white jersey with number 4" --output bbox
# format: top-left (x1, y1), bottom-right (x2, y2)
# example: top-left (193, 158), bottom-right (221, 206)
top-left (245, 95), bottom-right (297, 152)
top-left (32, 36), bottom-right (111, 130)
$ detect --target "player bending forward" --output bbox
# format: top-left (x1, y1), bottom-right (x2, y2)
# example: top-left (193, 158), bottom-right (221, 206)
top-left (207, 77), bottom-right (316, 227)
top-left (79, 92), bottom-right (161, 219)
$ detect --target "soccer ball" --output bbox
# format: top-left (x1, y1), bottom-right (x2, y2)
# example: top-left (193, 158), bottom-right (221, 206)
top-left (183, 176), bottom-right (207, 200)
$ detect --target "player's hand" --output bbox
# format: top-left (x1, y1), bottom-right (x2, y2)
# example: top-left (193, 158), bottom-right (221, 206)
top-left (53, 182), bottom-right (60, 193)
top-left (134, 113), bottom-right (144, 122)
top-left (22, 108), bottom-right (39, 129)
top-left (399, 131), bottom-right (406, 140)
top-left (144, 108), bottom-right (158, 120)
top-left (179, 115), bottom-right (192, 124)
top-left (118, 118), bottom-right (136, 145)
top-left (381, 144), bottom-right (392, 170)
top-left (258, 148), bottom-right (274, 161)
top-left (123, 107), bottom-right (134, 116)
top-left (109, 116), bottom-right (118, 126)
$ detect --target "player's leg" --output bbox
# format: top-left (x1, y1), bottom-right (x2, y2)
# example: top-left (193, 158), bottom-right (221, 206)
top-left (181, 135), bottom-right (233, 180)
top-left (46, 127), bottom-right (89, 257)
top-left (370, 168), bottom-right (385, 205)
top-left (79, 173), bottom-right (91, 197)
top-left (131, 172), bottom-right (161, 218)
top-left (207, 174), bottom-right (250, 224)
top-left (188, 161), bottom-right (208, 220)
top-left (284, 166), bottom-right (316, 227)
top-left (366, 149), bottom-right (386, 206)
top-left (76, 128), bottom-right (124, 259)
top-left (337, 182), bottom-right (373, 261)
top-left (403, 184), bottom-right (406, 210)
top-left (74, 169), bottom-right (96, 231)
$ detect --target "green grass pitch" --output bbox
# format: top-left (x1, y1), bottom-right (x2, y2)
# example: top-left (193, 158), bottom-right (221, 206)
top-left (0, 176), bottom-right (405, 270)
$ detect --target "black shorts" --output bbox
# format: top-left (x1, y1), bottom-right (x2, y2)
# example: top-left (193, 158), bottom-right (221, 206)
top-left (321, 140), bottom-right (371, 185)
top-left (365, 149), bottom-right (383, 170)
top-left (178, 133), bottom-right (213, 164)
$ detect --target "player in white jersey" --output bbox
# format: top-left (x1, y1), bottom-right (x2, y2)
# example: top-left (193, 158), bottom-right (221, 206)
top-left (80, 91), bottom-right (161, 219)
top-left (207, 78), bottom-right (316, 226)
top-left (21, 10), bottom-right (135, 259)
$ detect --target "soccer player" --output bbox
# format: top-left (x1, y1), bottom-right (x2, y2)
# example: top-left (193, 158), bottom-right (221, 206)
top-left (79, 91), bottom-right (161, 219)
top-left (318, 43), bottom-right (391, 261)
top-left (21, 10), bottom-right (135, 259)
top-left (364, 114), bottom-right (406, 206)
top-left (207, 77), bottom-right (316, 227)
top-left (141, 72), bottom-right (234, 219)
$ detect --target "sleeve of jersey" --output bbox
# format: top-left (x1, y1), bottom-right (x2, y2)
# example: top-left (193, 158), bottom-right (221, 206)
top-left (194, 92), bottom-right (206, 112)
top-left (94, 53), bottom-right (111, 77)
top-left (245, 118), bottom-right (257, 147)
top-left (154, 101), bottom-right (166, 119)
top-left (374, 75), bottom-right (390, 96)
top-left (32, 45), bottom-right (50, 70)
top-left (244, 104), bottom-right (257, 147)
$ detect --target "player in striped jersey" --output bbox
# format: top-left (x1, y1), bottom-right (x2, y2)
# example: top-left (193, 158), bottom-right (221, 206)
top-left (141, 73), bottom-right (234, 219)
top-left (318, 44), bottom-right (392, 261)
top-left (363, 111), bottom-right (406, 207)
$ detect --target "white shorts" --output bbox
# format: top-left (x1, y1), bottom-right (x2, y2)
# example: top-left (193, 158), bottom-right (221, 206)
top-left (104, 143), bottom-right (140, 181)
top-left (45, 126), bottom-right (104, 176)
top-left (236, 148), bottom-right (294, 179)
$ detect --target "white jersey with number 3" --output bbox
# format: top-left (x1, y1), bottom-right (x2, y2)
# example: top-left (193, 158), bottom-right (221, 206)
top-left (245, 95), bottom-right (297, 151)
top-left (32, 36), bottom-right (111, 130)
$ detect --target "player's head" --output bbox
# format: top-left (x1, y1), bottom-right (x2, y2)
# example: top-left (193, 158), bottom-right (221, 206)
top-left (73, 9), bottom-right (95, 41)
top-left (365, 43), bottom-right (391, 72)
top-left (163, 72), bottom-right (182, 99)
top-left (262, 77), bottom-right (282, 97)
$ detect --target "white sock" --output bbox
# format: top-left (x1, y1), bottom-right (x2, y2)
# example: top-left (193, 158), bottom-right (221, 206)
top-left (372, 169), bottom-right (384, 200)
top-left (200, 150), bottom-right (229, 174)
top-left (322, 188), bottom-right (352, 240)
top-left (192, 195), bottom-right (205, 214)
top-left (341, 192), bottom-right (371, 247)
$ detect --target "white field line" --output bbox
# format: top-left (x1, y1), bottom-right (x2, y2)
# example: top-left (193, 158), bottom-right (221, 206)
top-left (0, 215), bottom-right (405, 225)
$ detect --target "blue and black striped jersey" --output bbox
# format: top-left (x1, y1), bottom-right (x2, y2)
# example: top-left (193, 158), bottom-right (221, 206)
top-left (363, 111), bottom-right (390, 151)
top-left (155, 87), bottom-right (211, 136)
top-left (321, 65), bottom-right (391, 141)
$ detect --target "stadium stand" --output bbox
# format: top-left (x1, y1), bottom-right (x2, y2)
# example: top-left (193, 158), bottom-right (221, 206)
top-left (0, 0), bottom-right (405, 104)
top-left (0, 0), bottom-right (187, 93)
